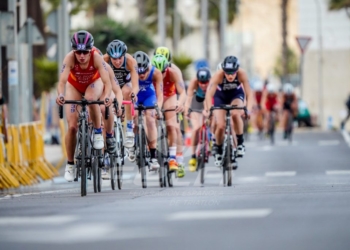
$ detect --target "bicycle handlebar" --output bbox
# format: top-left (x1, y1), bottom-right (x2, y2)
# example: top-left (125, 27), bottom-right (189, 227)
top-left (210, 105), bottom-right (248, 118)
top-left (58, 99), bottom-right (109, 120)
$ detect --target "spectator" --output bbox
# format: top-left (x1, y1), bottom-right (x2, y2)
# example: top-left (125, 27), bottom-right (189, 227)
top-left (341, 94), bottom-right (350, 130)
top-left (0, 91), bottom-right (8, 143)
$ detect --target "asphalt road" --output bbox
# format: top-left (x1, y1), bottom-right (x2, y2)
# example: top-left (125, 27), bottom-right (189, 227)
top-left (1, 129), bottom-right (350, 250)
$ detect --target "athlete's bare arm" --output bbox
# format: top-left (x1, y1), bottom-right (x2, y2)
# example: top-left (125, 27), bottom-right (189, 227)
top-left (126, 53), bottom-right (139, 97)
top-left (205, 71), bottom-right (222, 111)
top-left (238, 69), bottom-right (252, 112)
top-left (170, 68), bottom-right (186, 112)
top-left (106, 64), bottom-right (123, 114)
top-left (153, 68), bottom-right (164, 109)
top-left (56, 52), bottom-right (74, 105)
top-left (184, 78), bottom-right (197, 115)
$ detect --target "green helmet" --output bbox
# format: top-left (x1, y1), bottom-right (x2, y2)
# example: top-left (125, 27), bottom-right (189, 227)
top-left (151, 54), bottom-right (169, 72)
top-left (154, 46), bottom-right (172, 61)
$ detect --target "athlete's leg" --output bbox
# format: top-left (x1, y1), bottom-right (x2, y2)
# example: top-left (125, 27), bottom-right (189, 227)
top-left (84, 79), bottom-right (104, 150)
top-left (188, 111), bottom-right (201, 172)
top-left (64, 83), bottom-right (82, 181)
top-left (230, 98), bottom-right (245, 157)
top-left (143, 95), bottom-right (160, 169)
top-left (122, 83), bottom-right (135, 147)
top-left (101, 91), bottom-right (116, 153)
top-left (163, 95), bottom-right (178, 170)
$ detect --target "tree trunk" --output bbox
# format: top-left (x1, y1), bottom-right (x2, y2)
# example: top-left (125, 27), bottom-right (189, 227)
top-left (281, 0), bottom-right (289, 83)
top-left (94, 0), bottom-right (108, 16)
top-left (27, 0), bottom-right (46, 98)
top-left (137, 0), bottom-right (145, 20)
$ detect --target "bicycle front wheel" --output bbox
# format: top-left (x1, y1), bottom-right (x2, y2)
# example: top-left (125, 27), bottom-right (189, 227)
top-left (199, 128), bottom-right (206, 185)
top-left (80, 119), bottom-right (87, 196)
top-left (139, 127), bottom-right (147, 189)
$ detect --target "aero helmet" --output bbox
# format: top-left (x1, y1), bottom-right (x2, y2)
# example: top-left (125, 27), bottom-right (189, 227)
top-left (133, 51), bottom-right (150, 74)
top-left (254, 81), bottom-right (264, 92)
top-left (151, 54), bottom-right (169, 72)
top-left (154, 46), bottom-right (172, 61)
top-left (196, 68), bottom-right (211, 82)
top-left (221, 56), bottom-right (239, 74)
top-left (71, 30), bottom-right (94, 50)
top-left (266, 83), bottom-right (277, 94)
top-left (106, 40), bottom-right (127, 59)
top-left (283, 83), bottom-right (294, 94)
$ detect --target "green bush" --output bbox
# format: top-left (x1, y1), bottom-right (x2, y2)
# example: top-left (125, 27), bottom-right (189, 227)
top-left (34, 57), bottom-right (58, 96)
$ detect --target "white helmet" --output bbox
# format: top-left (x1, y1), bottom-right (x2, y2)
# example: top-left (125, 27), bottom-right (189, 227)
top-left (254, 81), bottom-right (264, 91)
top-left (266, 83), bottom-right (277, 93)
top-left (216, 63), bottom-right (222, 72)
top-left (283, 83), bottom-right (294, 94)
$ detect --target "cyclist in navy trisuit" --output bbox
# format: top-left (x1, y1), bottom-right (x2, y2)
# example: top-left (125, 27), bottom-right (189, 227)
top-left (205, 56), bottom-right (252, 166)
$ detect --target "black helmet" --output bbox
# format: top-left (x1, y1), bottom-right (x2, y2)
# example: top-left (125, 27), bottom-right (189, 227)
top-left (106, 40), bottom-right (127, 59)
top-left (133, 51), bottom-right (150, 74)
top-left (196, 67), bottom-right (211, 82)
top-left (70, 30), bottom-right (94, 50)
top-left (221, 56), bottom-right (239, 74)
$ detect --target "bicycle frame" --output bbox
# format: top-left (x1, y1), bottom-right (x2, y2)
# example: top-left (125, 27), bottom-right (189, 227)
top-left (58, 98), bottom-right (109, 196)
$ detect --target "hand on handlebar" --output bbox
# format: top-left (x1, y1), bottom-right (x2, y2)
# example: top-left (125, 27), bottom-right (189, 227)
top-left (56, 94), bottom-right (65, 106)
top-left (175, 103), bottom-right (184, 113)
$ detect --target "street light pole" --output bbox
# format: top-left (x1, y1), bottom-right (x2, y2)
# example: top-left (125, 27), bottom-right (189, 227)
top-left (7, 0), bottom-right (19, 125)
top-left (201, 0), bottom-right (209, 60)
top-left (158, 0), bottom-right (166, 46)
top-left (315, 0), bottom-right (324, 128)
top-left (220, 0), bottom-right (228, 60)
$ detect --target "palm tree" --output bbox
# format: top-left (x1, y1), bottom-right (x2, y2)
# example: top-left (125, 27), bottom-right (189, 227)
top-left (281, 0), bottom-right (289, 83)
top-left (197, 0), bottom-right (238, 60)
top-left (328, 0), bottom-right (350, 18)
top-left (46, 0), bottom-right (109, 16)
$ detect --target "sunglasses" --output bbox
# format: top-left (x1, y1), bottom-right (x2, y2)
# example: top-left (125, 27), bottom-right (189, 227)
top-left (224, 71), bottom-right (238, 75)
top-left (138, 67), bottom-right (149, 75)
top-left (199, 81), bottom-right (209, 84)
top-left (74, 50), bottom-right (90, 55)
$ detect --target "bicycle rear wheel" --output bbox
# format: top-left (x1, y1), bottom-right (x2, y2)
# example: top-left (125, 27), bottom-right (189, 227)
top-left (80, 119), bottom-right (87, 196)
top-left (269, 113), bottom-right (275, 145)
top-left (97, 150), bottom-right (103, 192)
top-left (117, 123), bottom-right (124, 190)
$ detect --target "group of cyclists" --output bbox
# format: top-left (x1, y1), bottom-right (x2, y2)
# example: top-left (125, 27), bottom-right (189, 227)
top-left (252, 80), bottom-right (298, 140)
top-left (56, 29), bottom-right (298, 183)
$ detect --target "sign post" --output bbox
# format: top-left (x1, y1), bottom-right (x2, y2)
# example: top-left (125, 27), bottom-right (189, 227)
top-left (296, 36), bottom-right (312, 99)
top-left (18, 17), bottom-right (44, 121)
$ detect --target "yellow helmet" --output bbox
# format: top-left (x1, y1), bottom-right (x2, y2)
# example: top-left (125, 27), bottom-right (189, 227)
top-left (154, 46), bottom-right (172, 61)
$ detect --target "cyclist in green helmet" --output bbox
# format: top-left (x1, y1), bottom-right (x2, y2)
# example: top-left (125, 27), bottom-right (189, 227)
top-left (151, 54), bottom-right (187, 175)
top-left (154, 46), bottom-right (186, 178)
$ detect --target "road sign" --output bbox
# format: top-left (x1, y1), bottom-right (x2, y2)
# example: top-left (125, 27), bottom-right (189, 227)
top-left (18, 17), bottom-right (45, 45)
top-left (0, 11), bottom-right (15, 46)
top-left (296, 36), bottom-right (312, 54)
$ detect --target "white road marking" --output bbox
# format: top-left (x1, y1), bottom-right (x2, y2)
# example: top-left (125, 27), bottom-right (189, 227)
top-left (0, 223), bottom-right (167, 243)
top-left (318, 140), bottom-right (340, 146)
top-left (167, 209), bottom-right (272, 221)
top-left (326, 170), bottom-right (350, 175)
top-left (341, 129), bottom-right (350, 147)
top-left (326, 183), bottom-right (348, 185)
top-left (265, 171), bottom-right (296, 177)
top-left (0, 215), bottom-right (78, 226)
